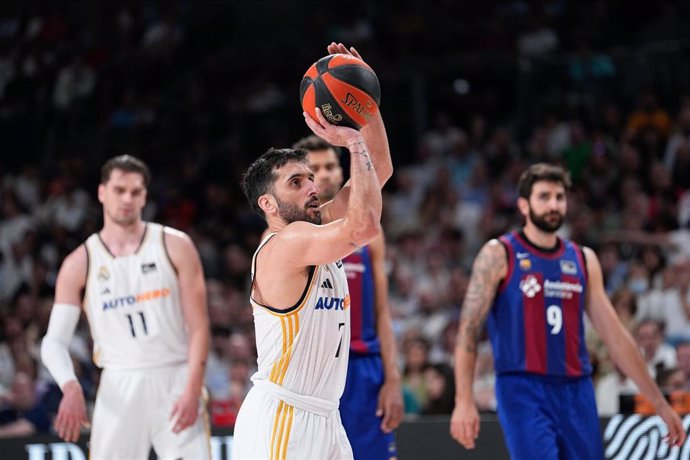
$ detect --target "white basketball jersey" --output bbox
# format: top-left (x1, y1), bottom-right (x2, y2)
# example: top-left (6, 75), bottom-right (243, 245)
top-left (83, 223), bottom-right (188, 369)
top-left (250, 234), bottom-right (351, 405)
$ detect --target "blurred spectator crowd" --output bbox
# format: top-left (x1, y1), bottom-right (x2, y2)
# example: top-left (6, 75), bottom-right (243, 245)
top-left (1, 0), bottom-right (690, 436)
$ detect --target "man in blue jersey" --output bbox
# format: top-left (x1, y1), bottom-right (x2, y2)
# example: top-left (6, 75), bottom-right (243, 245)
top-left (294, 134), bottom-right (404, 459)
top-left (450, 163), bottom-right (686, 459)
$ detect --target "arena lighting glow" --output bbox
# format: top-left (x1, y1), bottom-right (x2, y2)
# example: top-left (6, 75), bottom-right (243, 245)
top-left (453, 78), bottom-right (470, 95)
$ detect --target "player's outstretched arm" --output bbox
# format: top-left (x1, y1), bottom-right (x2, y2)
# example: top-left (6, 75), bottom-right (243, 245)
top-left (450, 240), bottom-right (506, 449)
top-left (41, 246), bottom-right (89, 442)
top-left (583, 247), bottom-right (686, 447)
top-left (370, 233), bottom-right (404, 433)
top-left (165, 228), bottom-right (210, 434)
top-left (327, 42), bottom-right (393, 189)
top-left (275, 108), bottom-right (381, 269)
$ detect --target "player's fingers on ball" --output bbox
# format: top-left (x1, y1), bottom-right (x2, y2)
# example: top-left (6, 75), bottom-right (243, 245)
top-left (350, 47), bottom-right (362, 59)
top-left (314, 107), bottom-right (330, 126)
top-left (304, 115), bottom-right (324, 134)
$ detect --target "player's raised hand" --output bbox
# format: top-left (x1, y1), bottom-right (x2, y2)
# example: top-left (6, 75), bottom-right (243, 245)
top-left (170, 390), bottom-right (200, 434)
top-left (450, 399), bottom-right (480, 450)
top-left (303, 108), bottom-right (362, 148)
top-left (55, 381), bottom-right (89, 443)
top-left (327, 42), bottom-right (363, 62)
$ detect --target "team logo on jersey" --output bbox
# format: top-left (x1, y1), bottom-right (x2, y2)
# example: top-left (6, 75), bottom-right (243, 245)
top-left (519, 258), bottom-right (532, 271)
top-left (97, 266), bottom-right (110, 281)
top-left (321, 278), bottom-right (334, 289)
top-left (141, 262), bottom-right (157, 273)
top-left (520, 275), bottom-right (542, 298)
top-left (335, 259), bottom-right (343, 268)
top-left (314, 294), bottom-right (350, 310)
top-left (560, 260), bottom-right (577, 275)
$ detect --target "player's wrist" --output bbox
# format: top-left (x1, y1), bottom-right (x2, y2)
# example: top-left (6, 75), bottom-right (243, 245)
top-left (345, 135), bottom-right (365, 148)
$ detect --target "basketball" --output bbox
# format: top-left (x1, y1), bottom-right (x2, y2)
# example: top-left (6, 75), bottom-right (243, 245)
top-left (300, 53), bottom-right (381, 130)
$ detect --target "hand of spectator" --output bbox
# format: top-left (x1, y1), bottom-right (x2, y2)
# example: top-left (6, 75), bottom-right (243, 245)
top-left (450, 398), bottom-right (480, 449)
top-left (303, 108), bottom-right (363, 148)
top-left (170, 389), bottom-right (200, 433)
top-left (658, 402), bottom-right (687, 447)
top-left (377, 378), bottom-right (404, 433)
top-left (55, 380), bottom-right (89, 443)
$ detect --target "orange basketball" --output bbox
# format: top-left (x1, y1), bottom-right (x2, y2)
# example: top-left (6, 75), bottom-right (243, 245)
top-left (300, 54), bottom-right (381, 130)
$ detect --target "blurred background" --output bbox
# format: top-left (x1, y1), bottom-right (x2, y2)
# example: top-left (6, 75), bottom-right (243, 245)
top-left (2, 0), bottom-right (690, 440)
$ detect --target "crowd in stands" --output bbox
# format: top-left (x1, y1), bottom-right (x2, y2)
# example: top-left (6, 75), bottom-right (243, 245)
top-left (1, 1), bottom-right (690, 436)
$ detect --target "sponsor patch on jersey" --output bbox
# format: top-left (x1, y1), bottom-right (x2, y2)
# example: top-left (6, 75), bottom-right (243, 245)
top-left (519, 275), bottom-right (541, 298)
top-left (335, 259), bottom-right (343, 268)
top-left (314, 294), bottom-right (350, 310)
top-left (141, 262), bottom-right (157, 273)
top-left (544, 279), bottom-right (583, 299)
top-left (560, 260), bottom-right (577, 274)
top-left (97, 266), bottom-right (110, 281)
top-left (102, 287), bottom-right (170, 310)
top-left (519, 258), bottom-right (532, 271)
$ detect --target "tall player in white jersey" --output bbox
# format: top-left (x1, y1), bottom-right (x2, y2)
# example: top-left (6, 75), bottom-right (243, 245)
top-left (40, 155), bottom-right (211, 459)
top-left (234, 43), bottom-right (393, 460)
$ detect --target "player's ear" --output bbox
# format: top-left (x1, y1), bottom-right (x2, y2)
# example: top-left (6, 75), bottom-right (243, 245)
top-left (517, 196), bottom-right (529, 217)
top-left (97, 183), bottom-right (106, 204)
top-left (258, 194), bottom-right (277, 215)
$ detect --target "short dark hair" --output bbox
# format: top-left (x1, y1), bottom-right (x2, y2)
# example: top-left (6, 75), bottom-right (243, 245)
top-left (292, 135), bottom-right (336, 152)
top-left (517, 163), bottom-right (571, 199)
top-left (241, 147), bottom-right (309, 218)
top-left (101, 155), bottom-right (151, 186)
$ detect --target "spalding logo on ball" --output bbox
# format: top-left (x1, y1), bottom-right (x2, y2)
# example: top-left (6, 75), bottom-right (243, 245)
top-left (300, 54), bottom-right (381, 130)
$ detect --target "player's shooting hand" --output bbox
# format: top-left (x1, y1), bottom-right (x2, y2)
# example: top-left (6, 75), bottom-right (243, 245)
top-left (170, 390), bottom-right (200, 434)
top-left (303, 108), bottom-right (362, 148)
top-left (327, 42), bottom-right (364, 62)
top-left (450, 399), bottom-right (480, 450)
top-left (377, 379), bottom-right (404, 433)
top-left (55, 381), bottom-right (89, 443)
top-left (658, 403), bottom-right (687, 447)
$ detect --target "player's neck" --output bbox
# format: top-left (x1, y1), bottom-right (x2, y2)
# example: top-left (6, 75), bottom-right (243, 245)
top-left (522, 224), bottom-right (558, 249)
top-left (100, 220), bottom-right (147, 254)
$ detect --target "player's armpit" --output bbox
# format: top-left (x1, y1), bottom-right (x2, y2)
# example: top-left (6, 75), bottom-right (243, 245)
top-left (458, 240), bottom-right (507, 353)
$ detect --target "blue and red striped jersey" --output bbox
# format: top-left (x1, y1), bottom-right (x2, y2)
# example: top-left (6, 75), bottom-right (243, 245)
top-left (488, 231), bottom-right (592, 377)
top-left (343, 246), bottom-right (380, 356)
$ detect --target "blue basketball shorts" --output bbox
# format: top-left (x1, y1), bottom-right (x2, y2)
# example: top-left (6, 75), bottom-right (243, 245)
top-left (495, 373), bottom-right (604, 460)
top-left (340, 354), bottom-right (398, 459)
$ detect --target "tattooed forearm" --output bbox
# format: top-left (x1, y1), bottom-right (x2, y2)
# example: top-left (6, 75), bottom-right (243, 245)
top-left (457, 242), bottom-right (506, 353)
top-left (351, 149), bottom-right (373, 171)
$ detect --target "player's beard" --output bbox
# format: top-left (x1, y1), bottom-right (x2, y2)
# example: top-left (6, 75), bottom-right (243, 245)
top-left (529, 207), bottom-right (564, 233)
top-left (276, 196), bottom-right (321, 225)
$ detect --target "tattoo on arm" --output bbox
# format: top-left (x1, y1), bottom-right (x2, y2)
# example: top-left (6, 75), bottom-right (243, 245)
top-left (351, 150), bottom-right (373, 171)
top-left (458, 245), bottom-right (504, 353)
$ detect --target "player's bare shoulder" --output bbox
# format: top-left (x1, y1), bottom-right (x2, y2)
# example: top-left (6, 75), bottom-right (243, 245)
top-left (59, 244), bottom-right (88, 281)
top-left (55, 244), bottom-right (88, 302)
top-left (162, 226), bottom-right (199, 267)
top-left (473, 238), bottom-right (508, 282)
